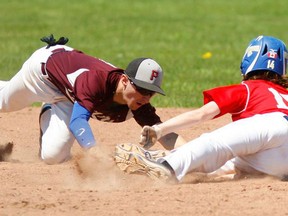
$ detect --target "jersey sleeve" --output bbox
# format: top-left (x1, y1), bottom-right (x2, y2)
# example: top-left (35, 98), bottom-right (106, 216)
top-left (132, 103), bottom-right (161, 127)
top-left (203, 84), bottom-right (248, 117)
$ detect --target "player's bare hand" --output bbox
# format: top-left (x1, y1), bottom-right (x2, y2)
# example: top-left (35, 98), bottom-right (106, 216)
top-left (139, 125), bottom-right (162, 149)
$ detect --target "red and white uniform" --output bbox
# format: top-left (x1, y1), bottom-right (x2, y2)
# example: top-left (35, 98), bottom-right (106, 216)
top-left (204, 80), bottom-right (288, 121)
top-left (164, 80), bottom-right (288, 180)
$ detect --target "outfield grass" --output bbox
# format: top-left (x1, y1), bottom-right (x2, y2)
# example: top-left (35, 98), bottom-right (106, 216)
top-left (0, 0), bottom-right (287, 107)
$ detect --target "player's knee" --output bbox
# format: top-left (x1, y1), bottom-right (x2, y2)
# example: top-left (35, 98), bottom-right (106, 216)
top-left (39, 137), bottom-right (73, 165)
top-left (40, 150), bottom-right (70, 165)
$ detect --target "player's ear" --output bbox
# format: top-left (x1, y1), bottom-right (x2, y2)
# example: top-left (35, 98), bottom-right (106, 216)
top-left (121, 74), bottom-right (129, 87)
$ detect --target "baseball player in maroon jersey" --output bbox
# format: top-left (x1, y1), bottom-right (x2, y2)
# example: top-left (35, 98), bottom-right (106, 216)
top-left (132, 35), bottom-right (288, 181)
top-left (0, 35), bottom-right (185, 164)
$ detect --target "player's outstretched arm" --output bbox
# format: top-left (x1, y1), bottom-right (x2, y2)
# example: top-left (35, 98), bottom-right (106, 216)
top-left (139, 101), bottom-right (220, 148)
top-left (157, 101), bottom-right (220, 136)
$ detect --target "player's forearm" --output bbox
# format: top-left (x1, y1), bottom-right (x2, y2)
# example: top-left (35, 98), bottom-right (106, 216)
top-left (69, 118), bottom-right (96, 149)
top-left (159, 101), bottom-right (220, 136)
top-left (70, 102), bottom-right (96, 149)
top-left (158, 111), bottom-right (203, 136)
top-left (139, 102), bottom-right (220, 149)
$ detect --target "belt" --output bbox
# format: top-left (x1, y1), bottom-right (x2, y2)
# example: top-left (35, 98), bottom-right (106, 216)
top-left (41, 63), bottom-right (48, 76)
top-left (284, 116), bottom-right (288, 121)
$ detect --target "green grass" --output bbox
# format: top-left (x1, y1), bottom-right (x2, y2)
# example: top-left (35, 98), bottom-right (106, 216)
top-left (0, 0), bottom-right (287, 107)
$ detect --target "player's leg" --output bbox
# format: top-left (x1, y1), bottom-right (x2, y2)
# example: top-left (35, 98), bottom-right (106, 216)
top-left (0, 47), bottom-right (64, 112)
top-left (0, 71), bottom-right (41, 112)
top-left (205, 158), bottom-right (263, 181)
top-left (0, 81), bottom-right (8, 91)
top-left (232, 143), bottom-right (288, 179)
top-left (215, 112), bottom-right (288, 179)
top-left (39, 101), bottom-right (75, 164)
top-left (39, 103), bottom-right (52, 157)
top-left (161, 133), bottom-right (235, 180)
top-left (163, 112), bottom-right (288, 181)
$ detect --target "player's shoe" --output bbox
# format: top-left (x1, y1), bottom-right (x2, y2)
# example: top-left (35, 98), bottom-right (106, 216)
top-left (115, 143), bottom-right (166, 161)
top-left (38, 103), bottom-right (52, 158)
top-left (126, 152), bottom-right (174, 181)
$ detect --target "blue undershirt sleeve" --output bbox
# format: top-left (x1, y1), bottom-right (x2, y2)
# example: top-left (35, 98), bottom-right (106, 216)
top-left (69, 102), bottom-right (96, 149)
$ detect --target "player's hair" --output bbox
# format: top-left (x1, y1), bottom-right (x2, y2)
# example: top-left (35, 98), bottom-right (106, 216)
top-left (243, 70), bottom-right (288, 88)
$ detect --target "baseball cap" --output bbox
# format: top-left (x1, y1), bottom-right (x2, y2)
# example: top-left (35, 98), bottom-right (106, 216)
top-left (124, 58), bottom-right (165, 95)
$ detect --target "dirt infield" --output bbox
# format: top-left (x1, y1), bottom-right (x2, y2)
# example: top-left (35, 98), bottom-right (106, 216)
top-left (1, 107), bottom-right (288, 216)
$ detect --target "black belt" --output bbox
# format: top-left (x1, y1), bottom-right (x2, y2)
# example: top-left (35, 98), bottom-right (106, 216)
top-left (41, 63), bottom-right (48, 76)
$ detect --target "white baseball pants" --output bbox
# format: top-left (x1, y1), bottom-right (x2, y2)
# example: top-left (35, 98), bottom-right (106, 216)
top-left (163, 112), bottom-right (288, 180)
top-left (0, 45), bottom-right (76, 164)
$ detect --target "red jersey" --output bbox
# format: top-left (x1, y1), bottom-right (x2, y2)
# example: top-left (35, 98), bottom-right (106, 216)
top-left (45, 49), bottom-right (161, 126)
top-left (203, 80), bottom-right (288, 121)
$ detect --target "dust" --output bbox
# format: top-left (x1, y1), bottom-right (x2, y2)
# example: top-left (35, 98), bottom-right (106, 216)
top-left (0, 141), bottom-right (14, 162)
top-left (71, 147), bottom-right (170, 191)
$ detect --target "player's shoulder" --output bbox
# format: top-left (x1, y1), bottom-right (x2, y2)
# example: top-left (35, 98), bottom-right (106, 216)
top-left (205, 83), bottom-right (245, 93)
top-left (242, 79), bottom-right (286, 89)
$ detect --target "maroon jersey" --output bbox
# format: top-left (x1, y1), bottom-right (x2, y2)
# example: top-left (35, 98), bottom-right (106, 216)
top-left (203, 80), bottom-right (288, 121)
top-left (45, 48), bottom-right (161, 126)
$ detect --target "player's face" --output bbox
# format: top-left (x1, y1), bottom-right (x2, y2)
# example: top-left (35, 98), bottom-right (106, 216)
top-left (123, 78), bottom-right (155, 110)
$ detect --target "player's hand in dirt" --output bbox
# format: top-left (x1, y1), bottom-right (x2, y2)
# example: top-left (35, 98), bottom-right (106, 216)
top-left (0, 142), bottom-right (14, 162)
top-left (139, 125), bottom-right (162, 149)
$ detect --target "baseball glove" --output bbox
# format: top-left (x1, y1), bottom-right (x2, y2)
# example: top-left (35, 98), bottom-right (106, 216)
top-left (0, 142), bottom-right (14, 162)
top-left (114, 143), bottom-right (172, 180)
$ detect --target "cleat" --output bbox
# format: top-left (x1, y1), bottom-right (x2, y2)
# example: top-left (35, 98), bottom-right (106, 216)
top-left (126, 152), bottom-right (172, 181)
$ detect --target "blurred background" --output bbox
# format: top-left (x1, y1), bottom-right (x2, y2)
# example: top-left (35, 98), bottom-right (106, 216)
top-left (0, 0), bottom-right (287, 107)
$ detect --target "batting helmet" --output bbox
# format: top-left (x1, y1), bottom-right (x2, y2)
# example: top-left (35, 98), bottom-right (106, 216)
top-left (240, 35), bottom-right (288, 76)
